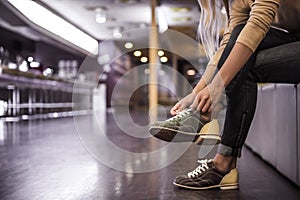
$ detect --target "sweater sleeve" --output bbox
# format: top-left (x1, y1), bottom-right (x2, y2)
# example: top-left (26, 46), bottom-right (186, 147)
top-left (205, 0), bottom-right (279, 79)
top-left (208, 0), bottom-right (251, 70)
top-left (236, 0), bottom-right (280, 52)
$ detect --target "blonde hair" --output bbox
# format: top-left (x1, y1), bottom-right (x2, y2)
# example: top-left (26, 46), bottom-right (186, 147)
top-left (198, 0), bottom-right (230, 59)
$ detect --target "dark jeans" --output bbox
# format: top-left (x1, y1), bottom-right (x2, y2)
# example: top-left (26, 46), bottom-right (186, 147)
top-left (216, 24), bottom-right (300, 157)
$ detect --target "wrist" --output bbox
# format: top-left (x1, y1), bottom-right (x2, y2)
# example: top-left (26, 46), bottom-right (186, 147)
top-left (192, 89), bottom-right (198, 95)
top-left (193, 81), bottom-right (207, 94)
top-left (211, 73), bottom-right (226, 89)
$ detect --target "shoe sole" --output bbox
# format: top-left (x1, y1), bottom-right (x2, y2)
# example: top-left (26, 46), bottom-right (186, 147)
top-left (194, 135), bottom-right (221, 145)
top-left (173, 182), bottom-right (239, 190)
top-left (149, 126), bottom-right (201, 142)
top-left (149, 126), bottom-right (221, 144)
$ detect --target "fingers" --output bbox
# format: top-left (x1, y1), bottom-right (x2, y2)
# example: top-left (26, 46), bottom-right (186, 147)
top-left (201, 99), bottom-right (211, 113)
top-left (170, 93), bottom-right (194, 115)
top-left (190, 96), bottom-right (198, 110)
top-left (170, 102), bottom-right (181, 115)
top-left (170, 106), bottom-right (178, 116)
top-left (191, 93), bottom-right (211, 113)
top-left (196, 97), bottom-right (207, 112)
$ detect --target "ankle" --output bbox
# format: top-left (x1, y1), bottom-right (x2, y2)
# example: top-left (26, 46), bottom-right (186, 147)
top-left (213, 154), bottom-right (236, 172)
top-left (200, 112), bottom-right (211, 123)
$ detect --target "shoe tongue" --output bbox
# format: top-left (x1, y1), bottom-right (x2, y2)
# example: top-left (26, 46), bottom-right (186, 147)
top-left (198, 159), bottom-right (214, 166)
top-left (206, 159), bottom-right (214, 167)
top-left (190, 110), bottom-right (209, 124)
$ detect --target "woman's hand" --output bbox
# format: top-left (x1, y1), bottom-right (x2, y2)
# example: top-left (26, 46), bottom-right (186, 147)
top-left (190, 82), bottom-right (224, 113)
top-left (170, 93), bottom-right (195, 116)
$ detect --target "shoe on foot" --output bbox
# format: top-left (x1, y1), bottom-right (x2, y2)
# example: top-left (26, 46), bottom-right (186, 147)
top-left (149, 108), bottom-right (221, 144)
top-left (173, 159), bottom-right (239, 190)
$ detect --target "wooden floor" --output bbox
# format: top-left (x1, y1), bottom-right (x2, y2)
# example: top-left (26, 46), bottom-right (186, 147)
top-left (0, 111), bottom-right (299, 200)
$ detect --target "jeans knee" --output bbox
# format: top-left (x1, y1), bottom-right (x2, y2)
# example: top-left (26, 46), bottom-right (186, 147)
top-left (247, 70), bottom-right (260, 83)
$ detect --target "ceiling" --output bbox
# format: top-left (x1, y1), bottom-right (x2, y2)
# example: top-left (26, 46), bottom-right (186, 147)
top-left (0, 0), bottom-right (203, 58)
top-left (39, 0), bottom-right (200, 41)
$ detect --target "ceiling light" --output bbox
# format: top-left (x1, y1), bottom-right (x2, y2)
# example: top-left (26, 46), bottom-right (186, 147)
top-left (140, 57), bottom-right (148, 63)
top-left (157, 50), bottom-right (164, 56)
top-left (43, 68), bottom-right (54, 76)
top-left (113, 27), bottom-right (123, 39)
top-left (113, 33), bottom-right (123, 39)
top-left (8, 62), bottom-right (17, 70)
top-left (96, 13), bottom-right (107, 23)
top-left (30, 61), bottom-right (40, 68)
top-left (19, 61), bottom-right (28, 72)
top-left (187, 69), bottom-right (196, 76)
top-left (160, 56), bottom-right (168, 63)
top-left (7, 0), bottom-right (98, 55)
top-left (133, 50), bottom-right (142, 57)
top-left (27, 56), bottom-right (34, 62)
top-left (158, 8), bottom-right (168, 33)
top-left (95, 8), bottom-right (107, 23)
top-left (124, 42), bottom-right (133, 49)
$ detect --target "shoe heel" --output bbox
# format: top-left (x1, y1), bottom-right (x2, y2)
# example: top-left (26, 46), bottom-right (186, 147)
top-left (219, 168), bottom-right (239, 190)
top-left (198, 119), bottom-right (219, 134)
top-left (220, 185), bottom-right (239, 190)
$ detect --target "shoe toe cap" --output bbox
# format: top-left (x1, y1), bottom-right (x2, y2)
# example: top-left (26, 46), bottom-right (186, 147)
top-left (174, 175), bottom-right (189, 183)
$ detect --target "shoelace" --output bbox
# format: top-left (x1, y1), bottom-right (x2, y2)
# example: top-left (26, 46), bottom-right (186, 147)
top-left (166, 109), bottom-right (191, 122)
top-left (187, 159), bottom-right (213, 178)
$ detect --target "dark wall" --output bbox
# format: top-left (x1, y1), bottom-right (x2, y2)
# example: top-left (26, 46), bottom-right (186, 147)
top-left (0, 1), bottom-right (91, 74)
top-left (0, 26), bottom-right (85, 72)
top-left (0, 27), bottom-right (35, 61)
top-left (35, 41), bottom-right (84, 71)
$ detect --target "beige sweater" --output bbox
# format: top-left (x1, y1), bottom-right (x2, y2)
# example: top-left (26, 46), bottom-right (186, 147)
top-left (208, 0), bottom-right (300, 72)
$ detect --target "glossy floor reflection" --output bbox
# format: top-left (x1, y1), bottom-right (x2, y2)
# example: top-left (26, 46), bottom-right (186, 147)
top-left (0, 112), bottom-right (299, 200)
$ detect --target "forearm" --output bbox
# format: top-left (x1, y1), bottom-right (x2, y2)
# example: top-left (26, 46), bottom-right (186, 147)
top-left (211, 42), bottom-right (253, 88)
top-left (193, 64), bottom-right (218, 94)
